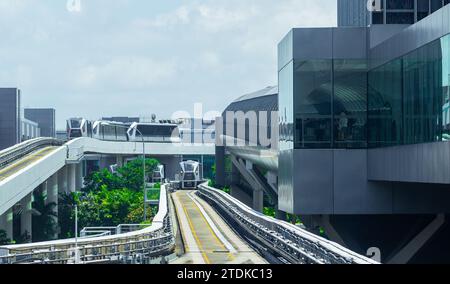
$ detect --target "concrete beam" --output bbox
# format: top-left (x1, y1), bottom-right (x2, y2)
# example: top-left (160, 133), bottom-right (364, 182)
top-left (388, 214), bottom-right (446, 264)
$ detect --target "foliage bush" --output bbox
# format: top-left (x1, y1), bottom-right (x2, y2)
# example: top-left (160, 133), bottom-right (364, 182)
top-left (59, 158), bottom-right (160, 239)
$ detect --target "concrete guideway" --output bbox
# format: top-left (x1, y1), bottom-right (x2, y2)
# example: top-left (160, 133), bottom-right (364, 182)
top-left (171, 191), bottom-right (267, 264)
top-left (0, 147), bottom-right (59, 182)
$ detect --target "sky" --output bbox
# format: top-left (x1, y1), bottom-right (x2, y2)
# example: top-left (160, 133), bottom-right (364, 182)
top-left (0, 0), bottom-right (337, 129)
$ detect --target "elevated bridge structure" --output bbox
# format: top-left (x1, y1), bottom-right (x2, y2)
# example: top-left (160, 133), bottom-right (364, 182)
top-left (0, 183), bottom-right (377, 264)
top-left (0, 137), bottom-right (214, 241)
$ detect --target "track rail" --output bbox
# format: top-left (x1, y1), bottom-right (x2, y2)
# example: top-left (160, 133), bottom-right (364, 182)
top-left (0, 184), bottom-right (174, 264)
top-left (0, 138), bottom-right (63, 169)
top-left (198, 183), bottom-right (379, 264)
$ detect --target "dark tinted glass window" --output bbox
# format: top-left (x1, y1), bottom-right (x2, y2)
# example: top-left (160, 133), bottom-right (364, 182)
top-left (294, 60), bottom-right (332, 149)
top-left (386, 12), bottom-right (414, 24)
top-left (333, 60), bottom-right (368, 149)
top-left (372, 12), bottom-right (384, 24)
top-left (368, 59), bottom-right (403, 148)
top-left (387, 0), bottom-right (414, 9)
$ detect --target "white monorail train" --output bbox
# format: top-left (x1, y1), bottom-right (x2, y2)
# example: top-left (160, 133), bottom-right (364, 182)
top-left (92, 121), bottom-right (129, 141)
top-left (67, 118), bottom-right (92, 140)
top-left (127, 122), bottom-right (181, 143)
top-left (67, 119), bottom-right (181, 143)
top-left (179, 160), bottom-right (202, 189)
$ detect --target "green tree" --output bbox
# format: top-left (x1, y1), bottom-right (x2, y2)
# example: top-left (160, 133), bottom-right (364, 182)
top-left (58, 158), bottom-right (161, 239)
top-left (32, 191), bottom-right (58, 242)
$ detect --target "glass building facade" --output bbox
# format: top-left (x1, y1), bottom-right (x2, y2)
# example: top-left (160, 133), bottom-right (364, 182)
top-left (280, 28), bottom-right (450, 150)
top-left (369, 33), bottom-right (450, 147)
top-left (371, 0), bottom-right (450, 25)
top-left (280, 58), bottom-right (368, 150)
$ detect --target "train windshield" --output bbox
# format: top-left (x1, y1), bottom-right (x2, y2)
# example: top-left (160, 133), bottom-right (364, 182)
top-left (136, 125), bottom-right (180, 137)
top-left (183, 163), bottom-right (196, 172)
top-left (70, 120), bottom-right (81, 128)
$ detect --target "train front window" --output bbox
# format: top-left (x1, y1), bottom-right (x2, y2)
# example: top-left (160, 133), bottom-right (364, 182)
top-left (70, 120), bottom-right (81, 128)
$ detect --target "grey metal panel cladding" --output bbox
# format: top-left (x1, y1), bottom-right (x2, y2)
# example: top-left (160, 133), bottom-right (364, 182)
top-left (333, 150), bottom-right (366, 214)
top-left (369, 4), bottom-right (450, 70)
top-left (293, 149), bottom-right (334, 214)
top-left (333, 28), bottom-right (368, 59)
top-left (368, 142), bottom-right (450, 184)
top-left (278, 149), bottom-right (294, 213)
top-left (292, 28), bottom-right (333, 60)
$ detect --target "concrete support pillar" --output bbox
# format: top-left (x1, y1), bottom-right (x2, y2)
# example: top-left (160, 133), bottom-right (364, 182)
top-left (20, 193), bottom-right (33, 242)
top-left (215, 146), bottom-right (226, 188)
top-left (75, 163), bottom-right (83, 190)
top-left (253, 189), bottom-right (264, 213)
top-left (58, 166), bottom-right (68, 195)
top-left (46, 174), bottom-right (59, 240)
top-left (116, 155), bottom-right (124, 168)
top-left (0, 209), bottom-right (13, 241)
top-left (68, 164), bottom-right (76, 193)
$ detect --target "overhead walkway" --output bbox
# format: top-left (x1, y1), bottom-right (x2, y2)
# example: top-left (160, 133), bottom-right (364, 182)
top-left (171, 190), bottom-right (267, 264)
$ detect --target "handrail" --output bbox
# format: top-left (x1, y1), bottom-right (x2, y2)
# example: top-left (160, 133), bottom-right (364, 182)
top-left (0, 184), bottom-right (174, 264)
top-left (198, 183), bottom-right (379, 264)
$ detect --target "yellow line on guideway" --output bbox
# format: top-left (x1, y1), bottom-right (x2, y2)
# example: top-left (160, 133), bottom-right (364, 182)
top-left (188, 192), bottom-right (235, 261)
top-left (0, 147), bottom-right (58, 181)
top-left (181, 201), bottom-right (211, 264)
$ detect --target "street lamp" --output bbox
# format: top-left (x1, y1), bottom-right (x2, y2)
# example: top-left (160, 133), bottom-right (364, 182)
top-left (102, 122), bottom-right (147, 221)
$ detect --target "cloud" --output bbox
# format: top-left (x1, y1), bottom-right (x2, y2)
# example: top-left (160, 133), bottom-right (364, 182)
top-left (72, 56), bottom-right (177, 90)
top-left (0, 0), bottom-right (337, 128)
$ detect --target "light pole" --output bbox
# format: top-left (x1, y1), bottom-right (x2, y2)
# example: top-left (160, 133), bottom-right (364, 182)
top-left (134, 128), bottom-right (147, 222)
top-left (74, 204), bottom-right (79, 264)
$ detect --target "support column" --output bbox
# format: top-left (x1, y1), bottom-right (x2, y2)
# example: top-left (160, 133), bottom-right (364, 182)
top-left (58, 166), bottom-right (68, 195)
top-left (20, 193), bottom-right (33, 242)
top-left (75, 163), bottom-right (83, 190)
top-left (116, 155), bottom-right (124, 168)
top-left (68, 164), bottom-right (76, 193)
top-left (46, 174), bottom-right (59, 240)
top-left (0, 209), bottom-right (13, 241)
top-left (252, 189), bottom-right (264, 213)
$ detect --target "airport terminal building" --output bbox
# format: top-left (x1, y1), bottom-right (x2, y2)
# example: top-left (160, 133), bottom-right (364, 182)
top-left (274, 1), bottom-right (450, 263)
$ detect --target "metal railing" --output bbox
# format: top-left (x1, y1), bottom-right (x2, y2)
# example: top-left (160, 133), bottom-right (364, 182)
top-left (0, 184), bottom-right (174, 264)
top-left (0, 138), bottom-right (63, 169)
top-left (80, 224), bottom-right (152, 238)
top-left (198, 183), bottom-right (379, 264)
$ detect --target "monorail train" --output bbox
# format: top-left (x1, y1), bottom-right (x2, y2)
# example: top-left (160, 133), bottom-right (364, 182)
top-left (179, 160), bottom-right (202, 189)
top-left (152, 165), bottom-right (165, 183)
top-left (67, 118), bottom-right (92, 140)
top-left (92, 121), bottom-right (129, 141)
top-left (67, 119), bottom-right (182, 143)
top-left (127, 122), bottom-right (181, 143)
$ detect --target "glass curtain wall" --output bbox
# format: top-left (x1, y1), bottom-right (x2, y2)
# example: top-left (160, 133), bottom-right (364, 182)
top-left (293, 60), bottom-right (367, 149)
top-left (368, 33), bottom-right (450, 147)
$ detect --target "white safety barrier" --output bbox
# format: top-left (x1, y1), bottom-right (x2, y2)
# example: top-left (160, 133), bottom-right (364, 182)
top-left (198, 183), bottom-right (379, 264)
top-left (0, 184), bottom-right (174, 264)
